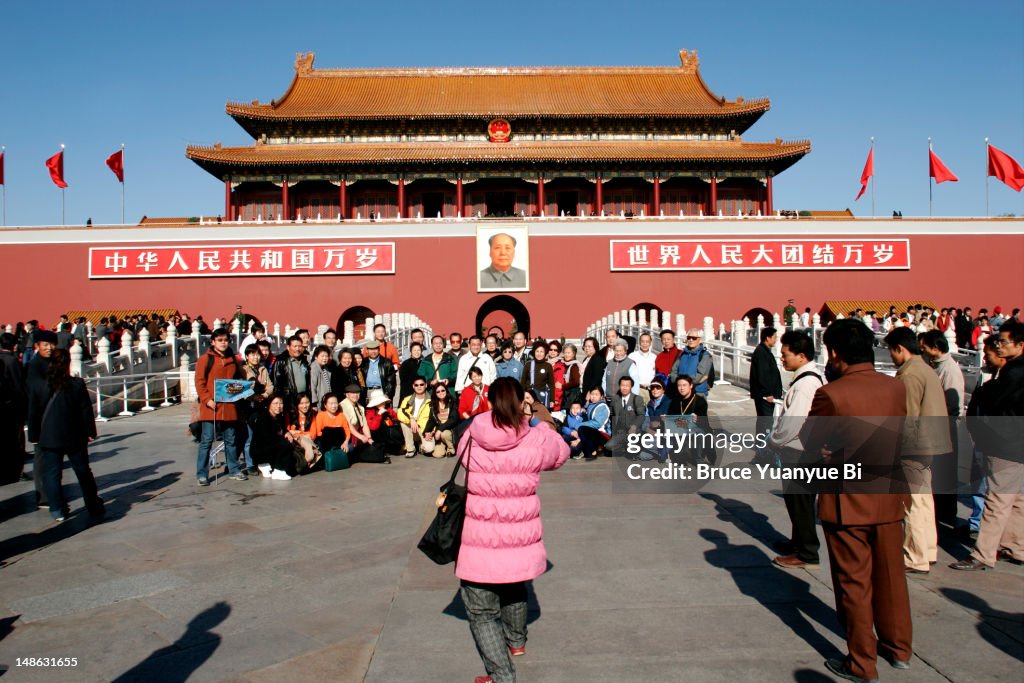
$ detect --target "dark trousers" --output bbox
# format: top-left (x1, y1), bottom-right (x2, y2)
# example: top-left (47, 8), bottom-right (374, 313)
top-left (783, 494), bottom-right (820, 562)
top-left (33, 445), bottom-right (47, 505)
top-left (824, 519), bottom-right (913, 681)
top-left (461, 580), bottom-right (528, 683)
top-left (754, 398), bottom-right (775, 434)
top-left (933, 435), bottom-right (959, 526)
top-left (577, 426), bottom-right (608, 458)
top-left (780, 447), bottom-right (820, 562)
top-left (0, 415), bottom-right (26, 485)
top-left (39, 446), bottom-right (103, 519)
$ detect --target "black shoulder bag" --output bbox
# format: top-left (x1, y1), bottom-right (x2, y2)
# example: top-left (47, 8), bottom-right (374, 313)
top-left (417, 438), bottom-right (472, 565)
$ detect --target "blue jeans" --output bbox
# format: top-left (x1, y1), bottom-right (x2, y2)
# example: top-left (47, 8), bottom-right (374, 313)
top-left (963, 448), bottom-right (988, 531)
top-left (241, 422), bottom-right (254, 468)
top-left (196, 421), bottom-right (240, 479)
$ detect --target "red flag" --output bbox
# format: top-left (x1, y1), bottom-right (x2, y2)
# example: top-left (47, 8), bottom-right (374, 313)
top-left (106, 149), bottom-right (124, 182)
top-left (928, 149), bottom-right (958, 183)
top-left (854, 147), bottom-right (873, 200)
top-left (45, 150), bottom-right (68, 188)
top-left (988, 144), bottom-right (1024, 192)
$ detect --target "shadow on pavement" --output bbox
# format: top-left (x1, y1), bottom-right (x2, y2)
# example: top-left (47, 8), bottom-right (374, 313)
top-left (699, 526), bottom-right (844, 660)
top-left (792, 668), bottom-right (833, 682)
top-left (92, 432), bottom-right (145, 446)
top-left (700, 491), bottom-right (791, 550)
top-left (112, 601), bottom-right (230, 683)
top-left (0, 465), bottom-right (179, 565)
top-left (0, 615), bottom-right (17, 643)
top-left (939, 587), bottom-right (1024, 661)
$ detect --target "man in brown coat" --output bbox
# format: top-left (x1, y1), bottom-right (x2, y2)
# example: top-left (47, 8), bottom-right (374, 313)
top-left (885, 327), bottom-right (952, 574)
top-left (194, 328), bottom-right (248, 486)
top-left (801, 319), bottom-right (911, 682)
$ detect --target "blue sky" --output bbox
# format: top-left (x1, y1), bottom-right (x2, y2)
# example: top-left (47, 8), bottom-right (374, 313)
top-left (1, 0), bottom-right (1021, 225)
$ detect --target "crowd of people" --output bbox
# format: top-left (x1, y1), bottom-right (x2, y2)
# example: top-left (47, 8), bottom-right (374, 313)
top-left (832, 303), bottom-right (1019, 350)
top-left (2, 305), bottom-right (1021, 683)
top-left (191, 321), bottom-right (729, 483)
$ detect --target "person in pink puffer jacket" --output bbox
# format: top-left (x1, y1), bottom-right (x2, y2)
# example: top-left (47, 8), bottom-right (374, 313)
top-left (455, 377), bottom-right (569, 683)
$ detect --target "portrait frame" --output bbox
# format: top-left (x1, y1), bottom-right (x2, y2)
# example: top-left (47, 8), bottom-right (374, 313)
top-left (476, 224), bottom-right (530, 293)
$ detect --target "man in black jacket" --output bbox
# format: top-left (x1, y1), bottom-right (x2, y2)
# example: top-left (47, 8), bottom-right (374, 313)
top-left (0, 333), bottom-right (27, 484)
top-left (272, 335), bottom-right (310, 410)
top-left (358, 341), bottom-right (397, 403)
top-left (750, 327), bottom-right (783, 428)
top-left (26, 330), bottom-right (58, 507)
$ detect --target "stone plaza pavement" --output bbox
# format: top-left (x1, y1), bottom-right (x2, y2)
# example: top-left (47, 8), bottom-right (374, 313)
top-left (0, 385), bottom-right (1020, 682)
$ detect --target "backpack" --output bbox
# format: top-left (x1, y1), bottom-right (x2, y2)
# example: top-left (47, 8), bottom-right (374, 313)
top-left (700, 348), bottom-right (716, 389)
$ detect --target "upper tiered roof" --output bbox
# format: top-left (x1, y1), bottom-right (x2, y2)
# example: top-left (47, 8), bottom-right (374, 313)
top-left (226, 51), bottom-right (769, 131)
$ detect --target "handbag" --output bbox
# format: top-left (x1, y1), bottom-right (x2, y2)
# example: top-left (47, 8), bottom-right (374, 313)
top-left (324, 447), bottom-right (350, 472)
top-left (417, 438), bottom-right (472, 565)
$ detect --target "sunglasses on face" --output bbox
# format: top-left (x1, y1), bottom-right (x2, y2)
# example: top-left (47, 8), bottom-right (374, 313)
top-left (413, 382), bottom-right (426, 387)
top-left (686, 336), bottom-right (700, 341)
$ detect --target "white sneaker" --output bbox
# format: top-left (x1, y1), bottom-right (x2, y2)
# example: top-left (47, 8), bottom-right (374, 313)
top-left (270, 469), bottom-right (292, 481)
top-left (257, 464), bottom-right (273, 477)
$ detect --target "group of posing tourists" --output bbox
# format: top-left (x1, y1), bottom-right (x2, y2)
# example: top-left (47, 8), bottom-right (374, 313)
top-left (190, 321), bottom-right (723, 482)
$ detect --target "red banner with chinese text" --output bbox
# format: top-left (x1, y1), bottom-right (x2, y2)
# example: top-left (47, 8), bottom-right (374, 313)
top-left (610, 239), bottom-right (910, 271)
top-left (89, 242), bottom-right (396, 279)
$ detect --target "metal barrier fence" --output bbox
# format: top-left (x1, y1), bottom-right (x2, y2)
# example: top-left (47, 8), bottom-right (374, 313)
top-left (84, 370), bottom-right (184, 422)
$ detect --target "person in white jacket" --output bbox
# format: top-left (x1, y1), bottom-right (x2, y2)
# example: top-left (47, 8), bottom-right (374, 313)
top-left (455, 335), bottom-right (497, 393)
top-left (769, 330), bottom-right (825, 569)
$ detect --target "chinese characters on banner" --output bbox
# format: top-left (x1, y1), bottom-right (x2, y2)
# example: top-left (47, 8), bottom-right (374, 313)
top-left (89, 242), bottom-right (395, 278)
top-left (610, 239), bottom-right (910, 271)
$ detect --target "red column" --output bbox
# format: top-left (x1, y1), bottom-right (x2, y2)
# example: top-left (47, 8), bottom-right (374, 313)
top-left (709, 177), bottom-right (718, 215)
top-left (652, 176), bottom-right (661, 216)
top-left (397, 178), bottom-right (405, 218)
top-left (766, 176), bottom-right (774, 215)
top-left (224, 180), bottom-right (232, 220)
top-left (595, 175), bottom-right (603, 215)
top-left (537, 177), bottom-right (545, 217)
top-left (339, 180), bottom-right (347, 220)
top-left (456, 178), bottom-right (464, 217)
top-left (281, 180), bottom-right (289, 221)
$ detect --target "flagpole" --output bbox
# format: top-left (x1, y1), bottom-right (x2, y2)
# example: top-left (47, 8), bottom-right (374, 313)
top-left (870, 137), bottom-right (875, 217)
top-left (121, 143), bottom-right (126, 225)
top-left (928, 138), bottom-right (933, 217)
top-left (1, 145), bottom-right (5, 226)
top-left (984, 137), bottom-right (990, 217)
top-left (60, 144), bottom-right (66, 225)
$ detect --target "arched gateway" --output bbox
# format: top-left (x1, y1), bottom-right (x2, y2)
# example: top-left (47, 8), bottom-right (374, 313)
top-left (476, 296), bottom-right (530, 340)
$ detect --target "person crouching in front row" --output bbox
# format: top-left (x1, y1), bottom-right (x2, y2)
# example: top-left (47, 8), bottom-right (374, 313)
top-left (251, 394), bottom-right (300, 480)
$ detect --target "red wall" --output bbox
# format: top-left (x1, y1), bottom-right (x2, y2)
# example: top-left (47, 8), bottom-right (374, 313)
top-left (2, 223), bottom-right (1021, 336)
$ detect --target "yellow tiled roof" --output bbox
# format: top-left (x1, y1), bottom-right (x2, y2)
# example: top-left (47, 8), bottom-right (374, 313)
top-left (226, 51), bottom-right (769, 121)
top-left (65, 309), bottom-right (179, 328)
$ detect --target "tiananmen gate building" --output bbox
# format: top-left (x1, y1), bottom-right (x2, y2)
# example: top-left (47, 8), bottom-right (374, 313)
top-left (1, 50), bottom-right (1021, 337)
top-left (185, 51), bottom-right (809, 222)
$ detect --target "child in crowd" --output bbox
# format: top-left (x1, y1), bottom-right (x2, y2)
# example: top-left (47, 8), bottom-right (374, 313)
top-left (560, 400), bottom-right (585, 455)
